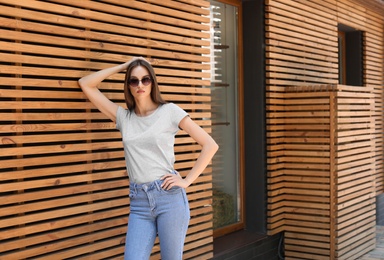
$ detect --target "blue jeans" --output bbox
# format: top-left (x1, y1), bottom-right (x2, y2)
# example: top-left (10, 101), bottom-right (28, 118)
top-left (124, 176), bottom-right (190, 260)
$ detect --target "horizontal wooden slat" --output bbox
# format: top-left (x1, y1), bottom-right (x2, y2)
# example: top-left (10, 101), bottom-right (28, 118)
top-left (0, 0), bottom-right (210, 38)
top-left (144, 0), bottom-right (210, 15)
top-left (0, 218), bottom-right (127, 253)
top-left (0, 64), bottom-right (211, 85)
top-left (0, 0), bottom-right (213, 258)
top-left (267, 50), bottom-right (377, 260)
top-left (102, 0), bottom-right (210, 23)
top-left (0, 90), bottom-right (211, 103)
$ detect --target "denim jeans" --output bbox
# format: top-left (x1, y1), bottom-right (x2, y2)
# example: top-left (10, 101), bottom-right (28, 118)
top-left (124, 175), bottom-right (190, 260)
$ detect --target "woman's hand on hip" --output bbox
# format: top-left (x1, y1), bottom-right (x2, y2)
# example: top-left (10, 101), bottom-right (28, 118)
top-left (160, 172), bottom-right (190, 190)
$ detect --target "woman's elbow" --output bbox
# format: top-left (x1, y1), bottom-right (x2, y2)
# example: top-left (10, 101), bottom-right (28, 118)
top-left (78, 78), bottom-right (93, 93)
top-left (210, 139), bottom-right (219, 154)
top-left (201, 137), bottom-right (218, 154)
top-left (78, 78), bottom-right (86, 89)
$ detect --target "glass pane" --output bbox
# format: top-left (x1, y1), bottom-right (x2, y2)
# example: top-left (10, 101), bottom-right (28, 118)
top-left (209, 1), bottom-right (240, 230)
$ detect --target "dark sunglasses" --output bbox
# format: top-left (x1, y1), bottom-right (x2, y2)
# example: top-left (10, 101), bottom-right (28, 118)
top-left (128, 77), bottom-right (152, 87)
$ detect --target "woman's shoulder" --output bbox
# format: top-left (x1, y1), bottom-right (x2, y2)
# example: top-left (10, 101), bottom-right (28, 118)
top-left (161, 102), bottom-right (188, 120)
top-left (116, 105), bottom-right (132, 120)
top-left (116, 106), bottom-right (132, 130)
top-left (162, 102), bottom-right (182, 111)
top-left (118, 105), bottom-right (131, 114)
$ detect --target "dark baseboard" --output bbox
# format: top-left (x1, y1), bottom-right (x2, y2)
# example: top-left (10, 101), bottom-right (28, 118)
top-left (213, 230), bottom-right (283, 260)
top-left (377, 193), bottom-right (384, 225)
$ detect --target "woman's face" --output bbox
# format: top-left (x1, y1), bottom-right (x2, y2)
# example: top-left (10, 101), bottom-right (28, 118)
top-left (128, 66), bottom-right (152, 101)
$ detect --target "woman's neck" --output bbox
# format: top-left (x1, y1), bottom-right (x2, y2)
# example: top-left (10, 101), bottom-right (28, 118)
top-left (134, 100), bottom-right (158, 117)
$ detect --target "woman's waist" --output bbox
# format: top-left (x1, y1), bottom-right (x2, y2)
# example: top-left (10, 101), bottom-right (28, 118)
top-left (129, 169), bottom-right (176, 186)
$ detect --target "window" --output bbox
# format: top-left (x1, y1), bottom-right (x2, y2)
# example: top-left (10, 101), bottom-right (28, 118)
top-left (338, 24), bottom-right (364, 86)
top-left (338, 30), bottom-right (346, 84)
top-left (209, 0), bottom-right (244, 237)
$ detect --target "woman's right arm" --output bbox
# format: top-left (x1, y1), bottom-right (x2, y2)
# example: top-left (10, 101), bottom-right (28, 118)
top-left (78, 61), bottom-right (130, 122)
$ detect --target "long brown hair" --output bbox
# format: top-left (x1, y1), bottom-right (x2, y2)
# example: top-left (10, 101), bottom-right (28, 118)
top-left (123, 59), bottom-right (166, 110)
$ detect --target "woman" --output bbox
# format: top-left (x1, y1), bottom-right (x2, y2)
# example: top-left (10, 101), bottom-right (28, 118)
top-left (78, 57), bottom-right (218, 260)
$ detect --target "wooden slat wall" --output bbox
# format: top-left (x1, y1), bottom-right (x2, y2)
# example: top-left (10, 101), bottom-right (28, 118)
top-left (272, 85), bottom-right (375, 259)
top-left (333, 85), bottom-right (376, 259)
top-left (266, 0), bottom-right (383, 259)
top-left (335, 0), bottom-right (384, 193)
top-left (266, 0), bottom-right (337, 238)
top-left (0, 0), bottom-right (213, 259)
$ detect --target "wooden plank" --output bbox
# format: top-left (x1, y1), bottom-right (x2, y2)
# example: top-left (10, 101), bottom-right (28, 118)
top-left (0, 65), bottom-right (210, 86)
top-left (0, 79), bottom-right (211, 96)
top-left (267, 19), bottom-right (337, 44)
top-left (102, 0), bottom-right (210, 23)
top-left (0, 2), bottom-right (212, 259)
top-left (267, 65), bottom-right (338, 79)
top-left (338, 166), bottom-right (374, 184)
top-left (177, 0), bottom-right (210, 8)
top-left (266, 13), bottom-right (337, 38)
top-left (0, 170), bottom-right (128, 193)
top-left (268, 0), bottom-right (337, 26)
top-left (1, 180), bottom-right (129, 206)
top-left (31, 236), bottom-right (125, 260)
top-left (0, 53), bottom-right (211, 78)
top-left (144, 0), bottom-right (210, 15)
top-left (0, 112), bottom-right (109, 121)
top-left (338, 184), bottom-right (375, 203)
top-left (1, 189), bottom-right (130, 217)
top-left (0, 152), bottom-right (124, 170)
top-left (267, 52), bottom-right (337, 69)
top-left (337, 157), bottom-right (375, 172)
top-left (0, 218), bottom-right (127, 253)
top-left (0, 90), bottom-right (211, 104)
top-left (1, 228), bottom-right (126, 259)
top-left (0, 208), bottom-right (129, 240)
top-left (0, 122), bottom-right (116, 133)
top-left (285, 238), bottom-right (329, 252)
top-left (268, 58), bottom-right (338, 74)
top-left (0, 0), bottom-right (210, 38)
top-left (0, 41), bottom-right (209, 64)
top-left (285, 247), bottom-right (330, 259)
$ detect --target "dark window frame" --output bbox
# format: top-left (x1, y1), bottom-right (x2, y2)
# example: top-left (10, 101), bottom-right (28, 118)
top-left (338, 24), bottom-right (364, 86)
top-left (210, 0), bottom-right (246, 239)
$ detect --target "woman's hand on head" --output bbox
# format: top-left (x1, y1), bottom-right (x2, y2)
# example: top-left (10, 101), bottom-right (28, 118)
top-left (160, 172), bottom-right (190, 190)
top-left (122, 57), bottom-right (150, 70)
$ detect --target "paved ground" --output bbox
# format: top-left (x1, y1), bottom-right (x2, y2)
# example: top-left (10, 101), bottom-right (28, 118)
top-left (359, 226), bottom-right (384, 260)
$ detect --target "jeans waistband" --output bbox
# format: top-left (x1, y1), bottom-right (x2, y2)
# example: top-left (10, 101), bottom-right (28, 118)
top-left (130, 170), bottom-right (178, 192)
top-left (130, 179), bottom-right (163, 192)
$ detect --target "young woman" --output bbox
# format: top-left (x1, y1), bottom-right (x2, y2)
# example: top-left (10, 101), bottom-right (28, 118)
top-left (78, 57), bottom-right (218, 260)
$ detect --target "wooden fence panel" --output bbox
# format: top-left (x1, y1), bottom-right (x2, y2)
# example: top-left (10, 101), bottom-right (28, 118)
top-left (0, 0), bottom-right (212, 259)
top-left (266, 0), bottom-right (383, 196)
top-left (268, 85), bottom-right (376, 259)
top-left (266, 0), bottom-right (383, 258)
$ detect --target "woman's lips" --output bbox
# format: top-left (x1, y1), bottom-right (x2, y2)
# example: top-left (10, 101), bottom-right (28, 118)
top-left (137, 90), bottom-right (145, 93)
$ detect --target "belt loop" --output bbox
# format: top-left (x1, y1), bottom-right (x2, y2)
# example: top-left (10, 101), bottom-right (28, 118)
top-left (131, 182), bottom-right (137, 194)
top-left (155, 180), bottom-right (161, 191)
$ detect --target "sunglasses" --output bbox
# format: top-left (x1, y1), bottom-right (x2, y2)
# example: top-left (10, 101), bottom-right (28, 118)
top-left (128, 77), bottom-right (152, 87)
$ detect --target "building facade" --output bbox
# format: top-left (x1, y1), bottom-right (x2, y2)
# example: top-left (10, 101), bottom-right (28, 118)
top-left (0, 0), bottom-right (383, 259)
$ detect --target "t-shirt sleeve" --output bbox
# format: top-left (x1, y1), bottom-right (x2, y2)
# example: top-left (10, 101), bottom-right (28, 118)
top-left (169, 103), bottom-right (189, 129)
top-left (115, 105), bottom-right (129, 131)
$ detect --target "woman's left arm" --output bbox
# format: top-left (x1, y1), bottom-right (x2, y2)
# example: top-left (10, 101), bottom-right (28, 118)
top-left (161, 116), bottom-right (219, 189)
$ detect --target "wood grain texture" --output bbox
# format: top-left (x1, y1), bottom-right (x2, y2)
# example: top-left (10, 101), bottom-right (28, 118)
top-left (266, 1), bottom-right (382, 258)
top-left (0, 0), bottom-right (212, 259)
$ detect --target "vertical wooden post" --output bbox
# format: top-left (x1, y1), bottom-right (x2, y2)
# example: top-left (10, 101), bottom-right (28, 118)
top-left (329, 89), bottom-right (336, 259)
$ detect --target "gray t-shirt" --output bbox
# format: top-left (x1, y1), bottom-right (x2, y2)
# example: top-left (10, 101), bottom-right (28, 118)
top-left (116, 103), bottom-right (188, 184)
